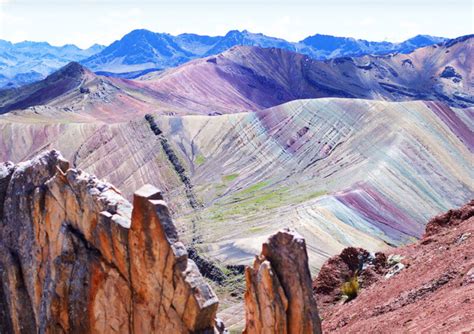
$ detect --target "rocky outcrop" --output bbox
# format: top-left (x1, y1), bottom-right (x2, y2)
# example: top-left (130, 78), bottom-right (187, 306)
top-left (0, 150), bottom-right (218, 333)
top-left (313, 247), bottom-right (387, 311)
top-left (129, 185), bottom-right (218, 332)
top-left (144, 114), bottom-right (200, 211)
top-left (440, 66), bottom-right (462, 80)
top-left (243, 229), bottom-right (322, 334)
top-left (424, 199), bottom-right (474, 237)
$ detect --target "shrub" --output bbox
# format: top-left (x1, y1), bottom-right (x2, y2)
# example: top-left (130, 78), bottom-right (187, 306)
top-left (341, 274), bottom-right (359, 301)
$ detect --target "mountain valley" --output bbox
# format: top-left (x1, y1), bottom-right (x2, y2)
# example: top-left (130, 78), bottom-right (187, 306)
top-left (0, 25), bottom-right (472, 333)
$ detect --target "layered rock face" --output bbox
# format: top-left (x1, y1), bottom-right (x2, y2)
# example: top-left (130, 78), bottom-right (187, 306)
top-left (243, 229), bottom-right (322, 334)
top-left (0, 150), bottom-right (218, 333)
top-left (1, 98), bottom-right (472, 277)
top-left (129, 185), bottom-right (218, 332)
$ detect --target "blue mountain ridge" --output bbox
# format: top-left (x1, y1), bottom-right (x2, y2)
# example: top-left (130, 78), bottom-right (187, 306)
top-left (81, 29), bottom-right (446, 77)
top-left (0, 40), bottom-right (105, 88)
top-left (1, 29), bottom-right (446, 87)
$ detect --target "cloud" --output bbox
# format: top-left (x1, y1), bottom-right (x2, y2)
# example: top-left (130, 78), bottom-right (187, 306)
top-left (0, 8), bottom-right (29, 41)
top-left (360, 17), bottom-right (376, 26)
top-left (400, 21), bottom-right (421, 29)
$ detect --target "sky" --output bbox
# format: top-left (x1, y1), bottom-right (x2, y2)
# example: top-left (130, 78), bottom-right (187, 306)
top-left (0, 0), bottom-right (473, 49)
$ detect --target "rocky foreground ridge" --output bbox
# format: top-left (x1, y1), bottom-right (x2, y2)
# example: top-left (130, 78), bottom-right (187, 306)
top-left (0, 150), bottom-right (219, 333)
top-left (0, 150), bottom-right (321, 333)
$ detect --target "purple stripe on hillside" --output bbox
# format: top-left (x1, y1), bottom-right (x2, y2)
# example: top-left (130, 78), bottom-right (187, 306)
top-left (335, 182), bottom-right (423, 239)
top-left (255, 105), bottom-right (323, 155)
top-left (256, 107), bottom-right (302, 153)
top-left (425, 101), bottom-right (474, 152)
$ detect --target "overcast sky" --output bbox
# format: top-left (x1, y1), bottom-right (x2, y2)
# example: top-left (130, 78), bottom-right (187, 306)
top-left (0, 0), bottom-right (472, 49)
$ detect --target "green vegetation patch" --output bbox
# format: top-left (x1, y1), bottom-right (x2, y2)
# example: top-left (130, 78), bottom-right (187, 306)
top-left (297, 190), bottom-right (328, 202)
top-left (249, 226), bottom-right (265, 233)
top-left (195, 154), bottom-right (206, 166)
top-left (222, 173), bottom-right (239, 182)
top-left (235, 180), bottom-right (270, 196)
top-left (201, 181), bottom-right (328, 228)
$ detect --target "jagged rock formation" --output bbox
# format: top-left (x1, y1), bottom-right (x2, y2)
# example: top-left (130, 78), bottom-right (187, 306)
top-left (243, 229), bottom-right (322, 333)
top-left (315, 200), bottom-right (474, 333)
top-left (0, 150), bottom-right (218, 333)
top-left (144, 114), bottom-right (200, 210)
top-left (129, 185), bottom-right (218, 332)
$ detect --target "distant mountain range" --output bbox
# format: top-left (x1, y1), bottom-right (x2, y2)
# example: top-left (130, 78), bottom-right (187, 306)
top-left (1, 34), bottom-right (471, 117)
top-left (132, 34), bottom-right (472, 111)
top-left (0, 40), bottom-right (104, 88)
top-left (0, 29), bottom-right (447, 88)
top-left (82, 29), bottom-right (447, 78)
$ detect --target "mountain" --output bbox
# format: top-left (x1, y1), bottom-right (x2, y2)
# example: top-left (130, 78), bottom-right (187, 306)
top-left (297, 34), bottom-right (446, 59)
top-left (0, 30), bottom-right (448, 87)
top-left (397, 34), bottom-right (448, 52)
top-left (0, 40), bottom-right (104, 88)
top-left (136, 35), bottom-right (473, 111)
top-left (0, 62), bottom-right (91, 113)
top-left (0, 62), bottom-right (199, 119)
top-left (81, 29), bottom-right (447, 76)
top-left (81, 29), bottom-right (297, 76)
top-left (0, 37), bottom-right (471, 266)
top-left (82, 29), bottom-right (194, 75)
top-left (1, 97), bottom-right (472, 270)
top-left (174, 33), bottom-right (222, 55)
top-left (0, 61), bottom-right (166, 118)
top-left (1, 35), bottom-right (471, 116)
top-left (203, 29), bottom-right (296, 56)
top-left (0, 37), bottom-right (472, 328)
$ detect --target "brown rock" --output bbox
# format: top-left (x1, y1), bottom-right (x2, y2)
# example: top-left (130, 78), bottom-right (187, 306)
top-left (243, 228), bottom-right (322, 334)
top-left (129, 184), bottom-right (219, 332)
top-left (0, 150), bottom-right (218, 333)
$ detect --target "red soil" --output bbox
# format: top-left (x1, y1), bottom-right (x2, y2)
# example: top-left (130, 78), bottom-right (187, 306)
top-left (315, 200), bottom-right (474, 333)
